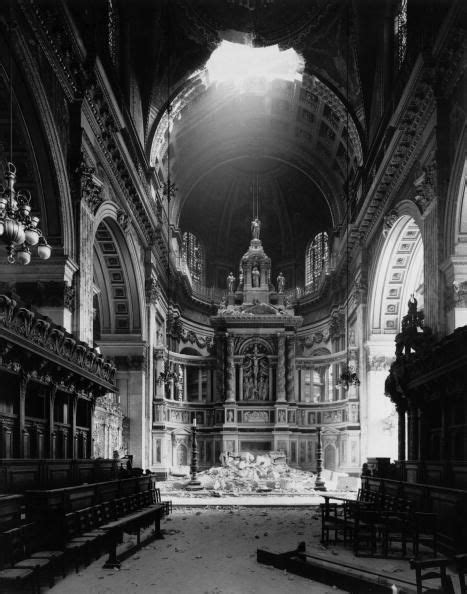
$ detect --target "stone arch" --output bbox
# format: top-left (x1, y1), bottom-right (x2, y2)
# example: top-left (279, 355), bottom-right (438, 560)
top-left (180, 347), bottom-right (202, 356)
top-left (92, 205), bottom-right (144, 337)
top-left (444, 129), bottom-right (467, 256)
top-left (324, 443), bottom-right (337, 471)
top-left (238, 337), bottom-right (273, 355)
top-left (368, 214), bottom-right (424, 336)
top-left (175, 443), bottom-right (188, 467)
top-left (443, 133), bottom-right (467, 331)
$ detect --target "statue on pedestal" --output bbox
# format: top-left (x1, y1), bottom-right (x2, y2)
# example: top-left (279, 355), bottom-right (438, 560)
top-left (227, 271), bottom-right (235, 293)
top-left (251, 266), bottom-right (260, 287)
top-left (277, 272), bottom-right (285, 293)
top-left (251, 218), bottom-right (261, 240)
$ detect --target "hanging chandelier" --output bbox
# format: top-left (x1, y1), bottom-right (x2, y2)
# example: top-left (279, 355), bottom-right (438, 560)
top-left (0, 163), bottom-right (51, 264)
top-left (0, 3), bottom-right (51, 265)
top-left (338, 7), bottom-right (359, 392)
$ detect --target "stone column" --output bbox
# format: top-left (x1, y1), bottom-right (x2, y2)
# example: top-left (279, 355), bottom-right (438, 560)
top-left (215, 333), bottom-right (225, 402)
top-left (239, 365), bottom-right (243, 401)
top-left (88, 400), bottom-right (96, 459)
top-left (183, 365), bottom-right (188, 401)
top-left (226, 334), bottom-right (235, 402)
top-left (276, 333), bottom-right (286, 402)
top-left (76, 184), bottom-right (100, 344)
top-left (154, 349), bottom-right (166, 399)
top-left (286, 335), bottom-right (296, 402)
top-left (18, 374), bottom-right (28, 459)
top-left (198, 368), bottom-right (203, 401)
top-left (407, 402), bottom-right (418, 460)
top-left (440, 400), bottom-right (449, 460)
top-left (71, 395), bottom-right (78, 460)
top-left (396, 403), bottom-right (406, 461)
top-left (269, 364), bottom-right (273, 401)
top-left (207, 368), bottom-right (212, 402)
top-left (422, 197), bottom-right (440, 333)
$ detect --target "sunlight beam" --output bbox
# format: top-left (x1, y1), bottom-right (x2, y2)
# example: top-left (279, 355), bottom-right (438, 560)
top-left (206, 41), bottom-right (303, 87)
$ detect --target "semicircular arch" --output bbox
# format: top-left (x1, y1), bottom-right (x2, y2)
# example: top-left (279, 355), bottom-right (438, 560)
top-left (368, 215), bottom-right (424, 336)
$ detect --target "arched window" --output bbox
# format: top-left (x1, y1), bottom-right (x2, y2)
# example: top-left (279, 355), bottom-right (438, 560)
top-left (305, 231), bottom-right (329, 286)
top-left (182, 231), bottom-right (205, 283)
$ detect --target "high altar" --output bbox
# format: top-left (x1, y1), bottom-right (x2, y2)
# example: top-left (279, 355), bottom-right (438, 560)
top-left (210, 223), bottom-right (303, 455)
top-left (151, 222), bottom-right (362, 478)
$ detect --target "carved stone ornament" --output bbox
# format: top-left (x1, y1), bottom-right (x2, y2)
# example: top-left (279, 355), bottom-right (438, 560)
top-left (352, 279), bottom-right (367, 306)
top-left (63, 283), bottom-right (75, 311)
top-left (329, 311), bottom-right (345, 338)
top-left (76, 157), bottom-right (103, 215)
top-left (145, 277), bottom-right (161, 305)
top-left (412, 159), bottom-right (437, 213)
top-left (382, 209), bottom-right (399, 238)
top-left (452, 280), bottom-right (467, 308)
top-left (116, 209), bottom-right (130, 231)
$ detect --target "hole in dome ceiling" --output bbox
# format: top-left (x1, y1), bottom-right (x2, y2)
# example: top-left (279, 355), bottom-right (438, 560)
top-left (205, 40), bottom-right (304, 87)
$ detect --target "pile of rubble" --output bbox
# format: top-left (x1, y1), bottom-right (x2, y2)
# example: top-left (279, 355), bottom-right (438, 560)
top-left (195, 451), bottom-right (316, 493)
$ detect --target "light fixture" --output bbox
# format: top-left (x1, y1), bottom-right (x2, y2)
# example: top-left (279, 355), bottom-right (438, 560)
top-left (157, 4), bottom-right (177, 388)
top-left (337, 3), bottom-right (359, 391)
top-left (0, 5), bottom-right (51, 265)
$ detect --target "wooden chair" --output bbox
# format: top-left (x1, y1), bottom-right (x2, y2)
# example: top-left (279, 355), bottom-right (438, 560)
top-left (381, 511), bottom-right (410, 557)
top-left (352, 504), bottom-right (381, 556)
top-left (62, 512), bottom-right (97, 571)
top-left (320, 503), bottom-right (341, 545)
top-left (455, 553), bottom-right (467, 594)
top-left (412, 512), bottom-right (438, 558)
top-left (23, 522), bottom-right (67, 581)
top-left (0, 525), bottom-right (51, 593)
top-left (410, 557), bottom-right (454, 594)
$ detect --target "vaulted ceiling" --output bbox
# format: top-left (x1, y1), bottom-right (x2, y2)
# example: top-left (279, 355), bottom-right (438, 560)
top-left (127, 0), bottom-right (371, 285)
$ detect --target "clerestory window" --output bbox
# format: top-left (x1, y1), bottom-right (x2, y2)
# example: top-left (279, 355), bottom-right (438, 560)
top-left (182, 231), bottom-right (205, 283)
top-left (305, 231), bottom-right (329, 287)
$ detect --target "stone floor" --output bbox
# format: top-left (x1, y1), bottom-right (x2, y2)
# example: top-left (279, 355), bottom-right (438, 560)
top-left (46, 491), bottom-right (461, 594)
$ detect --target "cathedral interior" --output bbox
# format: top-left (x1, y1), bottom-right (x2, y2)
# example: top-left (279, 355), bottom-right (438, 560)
top-left (0, 0), bottom-right (466, 591)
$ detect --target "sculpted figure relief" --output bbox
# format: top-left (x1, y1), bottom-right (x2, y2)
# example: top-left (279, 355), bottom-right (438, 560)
top-left (277, 272), bottom-right (285, 293)
top-left (227, 271), bottom-right (235, 293)
top-left (251, 266), bottom-right (260, 287)
top-left (251, 218), bottom-right (261, 240)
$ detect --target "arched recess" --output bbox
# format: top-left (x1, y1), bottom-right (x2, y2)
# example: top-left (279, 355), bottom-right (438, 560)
top-left (369, 214), bottom-right (424, 336)
top-left (324, 444), bottom-right (337, 471)
top-left (92, 209), bottom-right (143, 338)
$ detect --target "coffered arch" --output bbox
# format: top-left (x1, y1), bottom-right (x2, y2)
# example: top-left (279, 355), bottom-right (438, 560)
top-left (369, 215), bottom-right (424, 336)
top-left (93, 216), bottom-right (143, 338)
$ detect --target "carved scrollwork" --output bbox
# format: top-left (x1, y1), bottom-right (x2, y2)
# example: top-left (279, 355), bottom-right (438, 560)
top-left (0, 294), bottom-right (116, 389)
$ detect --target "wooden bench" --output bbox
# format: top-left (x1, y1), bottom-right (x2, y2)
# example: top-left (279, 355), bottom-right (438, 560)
top-left (0, 523), bottom-right (60, 593)
top-left (60, 490), bottom-right (166, 570)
